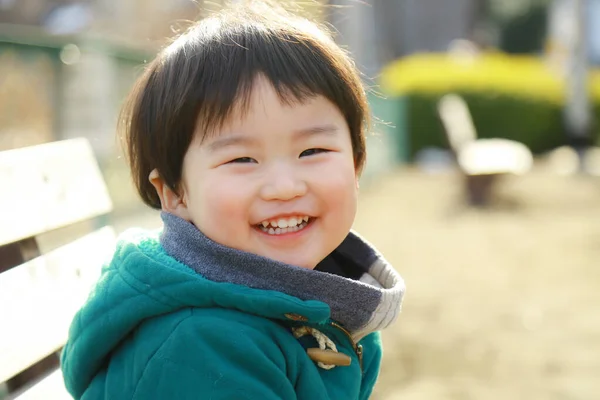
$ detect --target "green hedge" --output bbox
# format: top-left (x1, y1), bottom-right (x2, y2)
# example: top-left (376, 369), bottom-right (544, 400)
top-left (380, 53), bottom-right (600, 160)
top-left (402, 91), bottom-right (593, 160)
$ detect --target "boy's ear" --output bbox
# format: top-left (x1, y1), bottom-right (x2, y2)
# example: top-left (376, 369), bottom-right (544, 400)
top-left (148, 169), bottom-right (191, 221)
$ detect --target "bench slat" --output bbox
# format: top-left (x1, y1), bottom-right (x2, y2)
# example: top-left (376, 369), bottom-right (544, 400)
top-left (12, 370), bottom-right (69, 400)
top-left (0, 138), bottom-right (113, 246)
top-left (0, 227), bottom-right (116, 383)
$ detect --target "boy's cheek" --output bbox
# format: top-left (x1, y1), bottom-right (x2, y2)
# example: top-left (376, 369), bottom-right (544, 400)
top-left (311, 166), bottom-right (358, 197)
top-left (195, 180), bottom-right (251, 222)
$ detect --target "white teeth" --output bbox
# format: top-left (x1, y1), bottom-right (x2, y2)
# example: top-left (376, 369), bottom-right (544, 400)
top-left (258, 216), bottom-right (310, 229)
top-left (257, 216), bottom-right (311, 235)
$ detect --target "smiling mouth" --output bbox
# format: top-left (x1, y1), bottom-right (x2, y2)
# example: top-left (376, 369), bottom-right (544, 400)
top-left (255, 216), bottom-right (314, 235)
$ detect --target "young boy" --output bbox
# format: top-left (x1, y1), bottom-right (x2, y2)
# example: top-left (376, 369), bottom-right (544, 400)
top-left (61, 2), bottom-right (405, 399)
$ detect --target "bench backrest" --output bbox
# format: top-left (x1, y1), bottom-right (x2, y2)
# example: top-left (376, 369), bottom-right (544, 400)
top-left (0, 138), bottom-right (116, 398)
top-left (437, 93), bottom-right (478, 151)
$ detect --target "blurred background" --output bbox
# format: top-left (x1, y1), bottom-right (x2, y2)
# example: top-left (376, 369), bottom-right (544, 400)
top-left (1, 0), bottom-right (599, 399)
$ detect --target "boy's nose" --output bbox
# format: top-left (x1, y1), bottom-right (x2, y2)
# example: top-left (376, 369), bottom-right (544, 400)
top-left (260, 166), bottom-right (307, 201)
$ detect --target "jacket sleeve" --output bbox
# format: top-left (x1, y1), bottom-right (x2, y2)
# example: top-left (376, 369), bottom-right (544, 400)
top-left (132, 314), bottom-right (297, 400)
top-left (359, 332), bottom-right (383, 400)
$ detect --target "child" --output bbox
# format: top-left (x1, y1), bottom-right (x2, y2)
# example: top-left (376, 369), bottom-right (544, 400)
top-left (61, 2), bottom-right (405, 399)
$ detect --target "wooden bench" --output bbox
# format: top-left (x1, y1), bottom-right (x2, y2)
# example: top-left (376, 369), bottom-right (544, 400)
top-left (0, 138), bottom-right (116, 399)
top-left (437, 93), bottom-right (534, 206)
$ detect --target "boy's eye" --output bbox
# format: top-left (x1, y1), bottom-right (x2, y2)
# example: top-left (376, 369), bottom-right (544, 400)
top-left (300, 148), bottom-right (329, 158)
top-left (227, 157), bottom-right (257, 164)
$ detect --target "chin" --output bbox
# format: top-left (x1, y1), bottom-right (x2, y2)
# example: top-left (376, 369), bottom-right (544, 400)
top-left (293, 261), bottom-right (317, 270)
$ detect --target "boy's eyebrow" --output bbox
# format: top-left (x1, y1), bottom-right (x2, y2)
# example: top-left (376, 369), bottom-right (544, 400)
top-left (206, 125), bottom-right (338, 151)
top-left (206, 136), bottom-right (257, 152)
top-left (293, 124), bottom-right (339, 139)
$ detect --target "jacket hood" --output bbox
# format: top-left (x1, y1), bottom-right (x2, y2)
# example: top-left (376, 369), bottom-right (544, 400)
top-left (61, 213), bottom-right (404, 396)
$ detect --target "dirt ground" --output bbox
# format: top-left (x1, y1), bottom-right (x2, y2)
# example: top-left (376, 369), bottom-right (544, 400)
top-left (356, 167), bottom-right (600, 400)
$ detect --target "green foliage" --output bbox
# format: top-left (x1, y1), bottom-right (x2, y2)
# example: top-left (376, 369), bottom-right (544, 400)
top-left (379, 52), bottom-right (600, 159)
top-left (403, 91), bottom-right (574, 159)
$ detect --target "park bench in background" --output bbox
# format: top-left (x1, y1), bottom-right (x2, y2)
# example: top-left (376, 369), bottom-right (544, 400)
top-left (437, 93), bottom-right (533, 206)
top-left (0, 138), bottom-right (116, 399)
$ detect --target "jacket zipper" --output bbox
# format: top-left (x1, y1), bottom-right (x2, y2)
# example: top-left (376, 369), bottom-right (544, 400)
top-left (330, 321), bottom-right (363, 372)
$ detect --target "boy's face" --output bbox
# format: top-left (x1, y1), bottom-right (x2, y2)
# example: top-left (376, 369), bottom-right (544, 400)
top-left (153, 77), bottom-right (358, 269)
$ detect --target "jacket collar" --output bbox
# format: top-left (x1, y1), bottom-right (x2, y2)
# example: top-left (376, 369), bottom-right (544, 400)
top-left (160, 212), bottom-right (404, 340)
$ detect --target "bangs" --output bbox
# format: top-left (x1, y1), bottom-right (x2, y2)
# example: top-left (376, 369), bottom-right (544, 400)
top-left (160, 13), bottom-right (361, 139)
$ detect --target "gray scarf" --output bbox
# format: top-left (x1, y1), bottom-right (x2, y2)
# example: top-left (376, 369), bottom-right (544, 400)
top-left (159, 212), bottom-right (404, 340)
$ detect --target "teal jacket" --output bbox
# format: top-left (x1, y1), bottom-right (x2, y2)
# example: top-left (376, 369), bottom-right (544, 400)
top-left (62, 213), bottom-right (404, 399)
